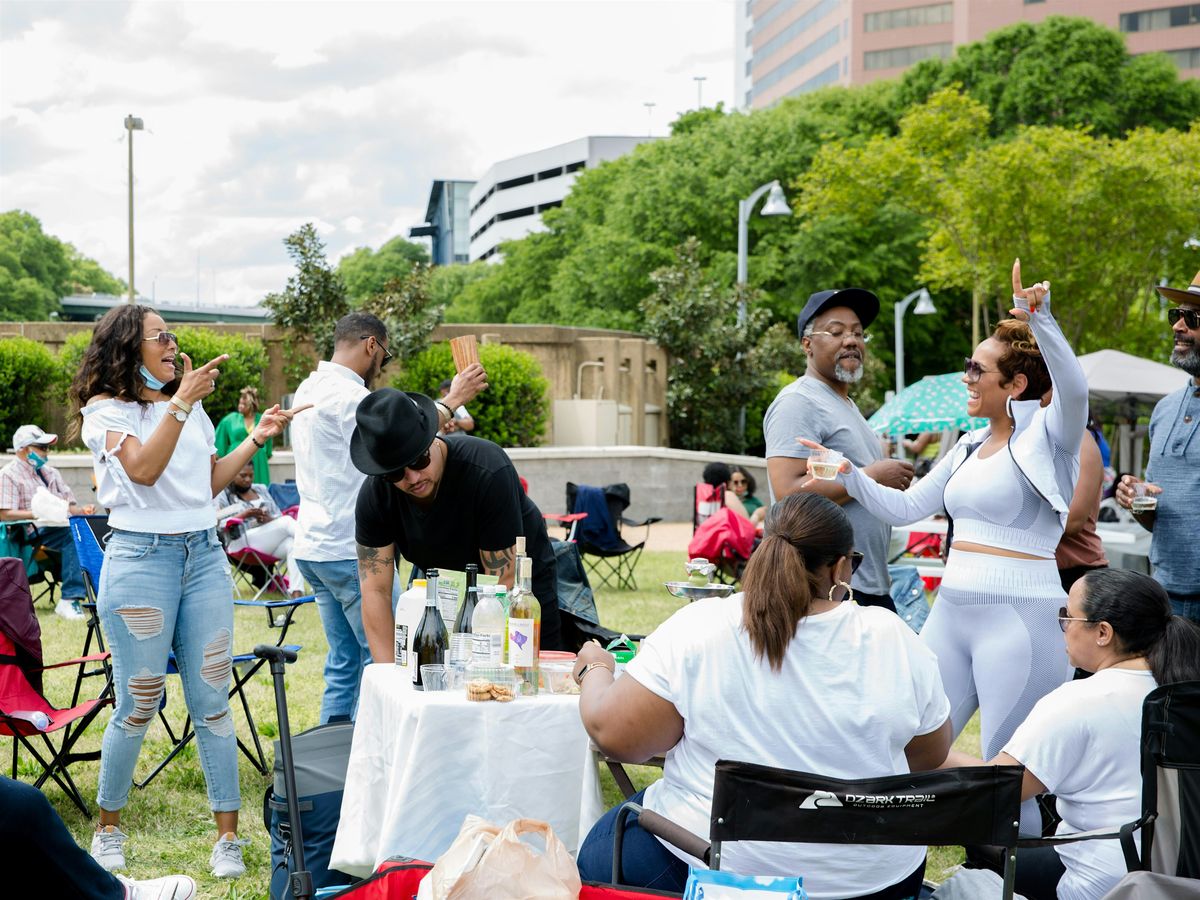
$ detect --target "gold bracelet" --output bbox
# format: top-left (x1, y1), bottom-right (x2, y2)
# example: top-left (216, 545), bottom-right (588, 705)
top-left (575, 662), bottom-right (615, 685)
top-left (169, 395), bottom-right (192, 416)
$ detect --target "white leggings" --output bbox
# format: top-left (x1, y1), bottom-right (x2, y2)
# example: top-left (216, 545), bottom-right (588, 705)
top-left (924, 549), bottom-right (1070, 830)
top-left (227, 516), bottom-right (304, 593)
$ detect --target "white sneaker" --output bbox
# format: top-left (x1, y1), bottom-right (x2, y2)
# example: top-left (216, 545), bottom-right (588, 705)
top-left (55, 599), bottom-right (85, 620)
top-left (115, 873), bottom-right (197, 900)
top-left (209, 832), bottom-right (248, 878)
top-left (91, 825), bottom-right (128, 871)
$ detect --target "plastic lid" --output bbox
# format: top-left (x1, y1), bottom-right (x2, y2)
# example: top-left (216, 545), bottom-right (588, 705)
top-left (413, 579), bottom-right (427, 588)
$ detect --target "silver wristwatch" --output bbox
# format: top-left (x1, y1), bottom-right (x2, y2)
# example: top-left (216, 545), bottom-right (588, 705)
top-left (168, 406), bottom-right (188, 423)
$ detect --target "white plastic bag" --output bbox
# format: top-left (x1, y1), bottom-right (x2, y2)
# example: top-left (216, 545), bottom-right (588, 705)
top-left (31, 487), bottom-right (69, 526)
top-left (417, 815), bottom-right (581, 900)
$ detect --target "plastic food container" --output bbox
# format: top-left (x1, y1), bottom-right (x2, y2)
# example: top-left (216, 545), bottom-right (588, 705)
top-left (463, 663), bottom-right (520, 702)
top-left (539, 660), bottom-right (579, 695)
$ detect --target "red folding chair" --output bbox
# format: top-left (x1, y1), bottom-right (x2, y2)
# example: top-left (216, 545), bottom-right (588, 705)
top-left (222, 516), bottom-right (291, 600)
top-left (0, 558), bottom-right (113, 816)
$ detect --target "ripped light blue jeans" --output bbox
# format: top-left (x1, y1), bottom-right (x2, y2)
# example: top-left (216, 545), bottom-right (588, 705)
top-left (96, 528), bottom-right (240, 813)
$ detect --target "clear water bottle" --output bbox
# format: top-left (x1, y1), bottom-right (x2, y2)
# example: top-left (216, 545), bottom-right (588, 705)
top-left (11, 710), bottom-right (51, 731)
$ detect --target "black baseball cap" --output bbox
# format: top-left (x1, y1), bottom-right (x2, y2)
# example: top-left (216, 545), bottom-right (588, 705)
top-left (796, 288), bottom-right (880, 338)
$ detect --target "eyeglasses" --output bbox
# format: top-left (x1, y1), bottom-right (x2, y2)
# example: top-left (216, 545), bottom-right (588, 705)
top-left (1057, 606), bottom-right (1096, 632)
top-left (809, 329), bottom-right (872, 344)
top-left (142, 331), bottom-right (178, 346)
top-left (730, 478), bottom-right (747, 486)
top-left (363, 335), bottom-right (393, 368)
top-left (1168, 307), bottom-right (1200, 330)
top-left (963, 357), bottom-right (997, 384)
top-left (849, 551), bottom-right (863, 573)
top-left (30, 444), bottom-right (51, 452)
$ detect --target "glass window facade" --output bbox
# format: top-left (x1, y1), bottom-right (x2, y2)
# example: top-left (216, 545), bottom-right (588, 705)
top-left (756, 0), bottom-right (840, 66)
top-left (864, 2), bottom-right (952, 32)
top-left (1120, 4), bottom-right (1200, 31)
top-left (1165, 46), bottom-right (1200, 67)
top-left (863, 41), bottom-right (952, 70)
top-left (754, 25), bottom-right (841, 93)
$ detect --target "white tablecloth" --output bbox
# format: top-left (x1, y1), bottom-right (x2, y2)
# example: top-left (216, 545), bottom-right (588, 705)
top-left (331, 664), bottom-right (604, 878)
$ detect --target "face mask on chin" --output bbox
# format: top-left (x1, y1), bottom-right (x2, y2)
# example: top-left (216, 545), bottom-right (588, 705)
top-left (26, 450), bottom-right (47, 470)
top-left (140, 364), bottom-right (167, 391)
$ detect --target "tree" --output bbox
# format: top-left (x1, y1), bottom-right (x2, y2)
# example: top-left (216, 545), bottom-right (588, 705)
top-left (362, 263), bottom-right (443, 367)
top-left (64, 243), bottom-right (126, 295)
top-left (337, 235), bottom-right (429, 304)
top-left (895, 16), bottom-right (1200, 137)
top-left (262, 224), bottom-right (349, 384)
top-left (0, 210), bottom-right (70, 319)
top-left (641, 239), bottom-right (805, 453)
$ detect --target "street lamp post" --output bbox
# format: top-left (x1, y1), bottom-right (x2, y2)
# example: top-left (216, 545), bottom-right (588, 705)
top-left (893, 286), bottom-right (937, 459)
top-left (125, 114), bottom-right (144, 304)
top-left (693, 75), bottom-right (707, 108)
top-left (735, 179), bottom-right (792, 439)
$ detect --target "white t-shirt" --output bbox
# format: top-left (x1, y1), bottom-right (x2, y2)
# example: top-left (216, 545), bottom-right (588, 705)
top-left (81, 398), bottom-right (217, 533)
top-left (290, 361), bottom-right (369, 562)
top-left (627, 595), bottom-right (950, 899)
top-left (1004, 668), bottom-right (1156, 900)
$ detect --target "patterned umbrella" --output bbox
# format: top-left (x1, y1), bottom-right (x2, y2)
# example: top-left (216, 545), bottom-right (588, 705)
top-left (867, 372), bottom-right (987, 437)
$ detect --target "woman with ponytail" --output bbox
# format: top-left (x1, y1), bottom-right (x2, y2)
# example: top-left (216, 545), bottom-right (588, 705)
top-left (573, 493), bottom-right (952, 899)
top-left (946, 568), bottom-right (1200, 900)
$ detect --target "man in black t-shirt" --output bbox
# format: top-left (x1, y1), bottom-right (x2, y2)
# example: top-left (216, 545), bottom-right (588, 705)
top-left (351, 388), bottom-right (562, 656)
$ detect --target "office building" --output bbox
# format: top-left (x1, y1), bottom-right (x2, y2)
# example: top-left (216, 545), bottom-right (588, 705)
top-left (467, 135), bottom-right (655, 263)
top-left (739, 0), bottom-right (1200, 109)
top-left (409, 179), bottom-right (474, 266)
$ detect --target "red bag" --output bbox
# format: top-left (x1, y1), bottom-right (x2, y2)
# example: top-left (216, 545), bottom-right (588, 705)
top-left (323, 858), bottom-right (432, 900)
top-left (687, 507), bottom-right (755, 564)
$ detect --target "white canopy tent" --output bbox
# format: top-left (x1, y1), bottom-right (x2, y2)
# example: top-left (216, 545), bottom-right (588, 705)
top-left (1076, 349), bottom-right (1190, 477)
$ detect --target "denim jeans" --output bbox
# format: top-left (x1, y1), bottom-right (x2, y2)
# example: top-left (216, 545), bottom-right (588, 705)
top-left (96, 528), bottom-right (240, 813)
top-left (0, 775), bottom-right (124, 899)
top-left (1167, 590), bottom-right (1200, 625)
top-left (36, 524), bottom-right (87, 600)
top-left (576, 789), bottom-right (691, 892)
top-left (298, 558), bottom-right (382, 724)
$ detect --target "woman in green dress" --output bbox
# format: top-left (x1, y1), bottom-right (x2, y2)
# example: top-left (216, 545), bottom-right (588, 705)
top-left (731, 465), bottom-right (764, 518)
top-left (215, 386), bottom-right (272, 483)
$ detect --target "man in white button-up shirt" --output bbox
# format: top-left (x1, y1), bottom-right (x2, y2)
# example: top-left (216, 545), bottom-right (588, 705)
top-left (292, 313), bottom-right (486, 722)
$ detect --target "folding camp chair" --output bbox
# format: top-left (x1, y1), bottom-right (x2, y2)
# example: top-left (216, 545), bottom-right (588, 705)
top-left (221, 516), bottom-right (291, 601)
top-left (267, 481), bottom-right (300, 515)
top-left (1, 521), bottom-right (61, 608)
top-left (566, 483), bottom-right (661, 591)
top-left (612, 759), bottom-right (1024, 898)
top-left (693, 483), bottom-right (725, 532)
top-left (0, 558), bottom-right (112, 816)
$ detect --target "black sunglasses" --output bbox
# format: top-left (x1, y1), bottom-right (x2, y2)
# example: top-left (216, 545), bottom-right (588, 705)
top-left (850, 551), bottom-right (863, 573)
top-left (143, 331), bottom-right (178, 346)
top-left (963, 357), bottom-right (996, 384)
top-left (1057, 605), bottom-right (1096, 633)
top-left (385, 445), bottom-right (434, 480)
top-left (1168, 307), bottom-right (1200, 330)
top-left (363, 335), bottom-right (393, 368)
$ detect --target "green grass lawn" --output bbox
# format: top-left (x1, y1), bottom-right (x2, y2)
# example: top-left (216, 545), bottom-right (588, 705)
top-left (26, 550), bottom-right (976, 897)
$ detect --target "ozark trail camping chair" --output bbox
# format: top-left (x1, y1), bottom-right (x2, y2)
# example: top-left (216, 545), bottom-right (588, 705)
top-left (0, 558), bottom-right (112, 816)
top-left (566, 483), bottom-right (660, 591)
top-left (611, 759), bottom-right (1025, 899)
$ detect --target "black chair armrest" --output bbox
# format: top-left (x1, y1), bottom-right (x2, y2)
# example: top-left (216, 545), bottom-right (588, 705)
top-left (1017, 816), bottom-right (1148, 873)
top-left (612, 801), bottom-right (710, 885)
top-left (620, 516), bottom-right (663, 529)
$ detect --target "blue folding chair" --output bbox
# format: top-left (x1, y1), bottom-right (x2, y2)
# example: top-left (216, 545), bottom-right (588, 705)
top-left (68, 514), bottom-right (315, 787)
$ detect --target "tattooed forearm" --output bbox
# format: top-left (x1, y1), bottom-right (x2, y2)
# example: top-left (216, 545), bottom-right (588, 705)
top-left (356, 543), bottom-right (395, 578)
top-left (480, 546), bottom-right (514, 576)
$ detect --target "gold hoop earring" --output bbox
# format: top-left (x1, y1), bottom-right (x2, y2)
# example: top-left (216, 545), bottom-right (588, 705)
top-left (827, 581), bottom-right (854, 603)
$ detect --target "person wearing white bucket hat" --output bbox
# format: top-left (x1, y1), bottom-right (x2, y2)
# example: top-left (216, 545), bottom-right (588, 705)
top-left (0, 424), bottom-right (95, 619)
top-left (1116, 270), bottom-right (1200, 621)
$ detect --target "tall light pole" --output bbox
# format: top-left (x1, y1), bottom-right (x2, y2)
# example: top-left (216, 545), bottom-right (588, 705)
top-left (735, 179), bottom-right (792, 440)
top-left (125, 114), bottom-right (144, 303)
top-left (643, 102), bottom-right (656, 136)
top-left (693, 75), bottom-right (707, 108)
top-left (893, 286), bottom-right (937, 459)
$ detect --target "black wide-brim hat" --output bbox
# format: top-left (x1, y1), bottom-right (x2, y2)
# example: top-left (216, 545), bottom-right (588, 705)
top-left (350, 388), bottom-right (440, 477)
top-left (796, 288), bottom-right (880, 337)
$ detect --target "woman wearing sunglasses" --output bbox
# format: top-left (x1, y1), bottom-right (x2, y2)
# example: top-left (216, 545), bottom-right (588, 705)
top-left (67, 304), bottom-right (309, 878)
top-left (574, 492), bottom-right (951, 898)
top-left (945, 568), bottom-right (1200, 900)
top-left (801, 259), bottom-right (1089, 833)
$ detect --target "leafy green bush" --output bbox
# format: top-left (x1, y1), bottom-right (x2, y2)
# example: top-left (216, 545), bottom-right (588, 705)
top-left (396, 343), bottom-right (549, 447)
top-left (57, 327), bottom-right (268, 430)
top-left (0, 336), bottom-right (61, 444)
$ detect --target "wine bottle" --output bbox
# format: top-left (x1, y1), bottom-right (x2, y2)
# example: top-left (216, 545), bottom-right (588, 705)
top-left (412, 569), bottom-right (448, 689)
top-left (454, 564), bottom-right (479, 634)
top-left (506, 556), bottom-right (541, 695)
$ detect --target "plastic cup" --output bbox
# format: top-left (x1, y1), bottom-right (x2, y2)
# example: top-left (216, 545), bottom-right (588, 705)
top-left (808, 448), bottom-right (845, 481)
top-left (420, 664), bottom-right (448, 692)
top-left (1131, 482), bottom-right (1158, 513)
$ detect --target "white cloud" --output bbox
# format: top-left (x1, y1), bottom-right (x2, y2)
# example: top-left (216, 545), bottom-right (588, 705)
top-left (1, 0), bottom-right (733, 307)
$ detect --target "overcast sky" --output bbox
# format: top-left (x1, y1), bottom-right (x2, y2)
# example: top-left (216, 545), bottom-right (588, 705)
top-left (1, 0), bottom-right (734, 308)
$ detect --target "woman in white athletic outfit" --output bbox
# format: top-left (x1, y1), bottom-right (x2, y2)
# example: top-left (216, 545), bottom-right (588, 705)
top-left (803, 260), bottom-right (1088, 830)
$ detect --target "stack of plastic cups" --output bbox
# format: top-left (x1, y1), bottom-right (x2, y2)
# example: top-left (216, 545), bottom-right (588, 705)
top-left (448, 634), bottom-right (474, 689)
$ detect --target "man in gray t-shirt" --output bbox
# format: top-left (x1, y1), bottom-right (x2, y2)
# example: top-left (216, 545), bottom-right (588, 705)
top-left (764, 288), bottom-right (914, 610)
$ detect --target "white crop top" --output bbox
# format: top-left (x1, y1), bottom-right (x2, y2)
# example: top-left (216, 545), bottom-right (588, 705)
top-left (942, 447), bottom-right (1061, 558)
top-left (81, 398), bottom-right (218, 534)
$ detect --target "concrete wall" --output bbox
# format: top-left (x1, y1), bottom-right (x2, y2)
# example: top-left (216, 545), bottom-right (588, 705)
top-left (13, 445), bottom-right (768, 524)
top-left (1, 321), bottom-right (669, 449)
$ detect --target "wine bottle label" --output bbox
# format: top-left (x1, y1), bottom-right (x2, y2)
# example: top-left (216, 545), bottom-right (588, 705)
top-left (394, 625), bottom-right (409, 668)
top-left (507, 618), bottom-right (535, 666)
